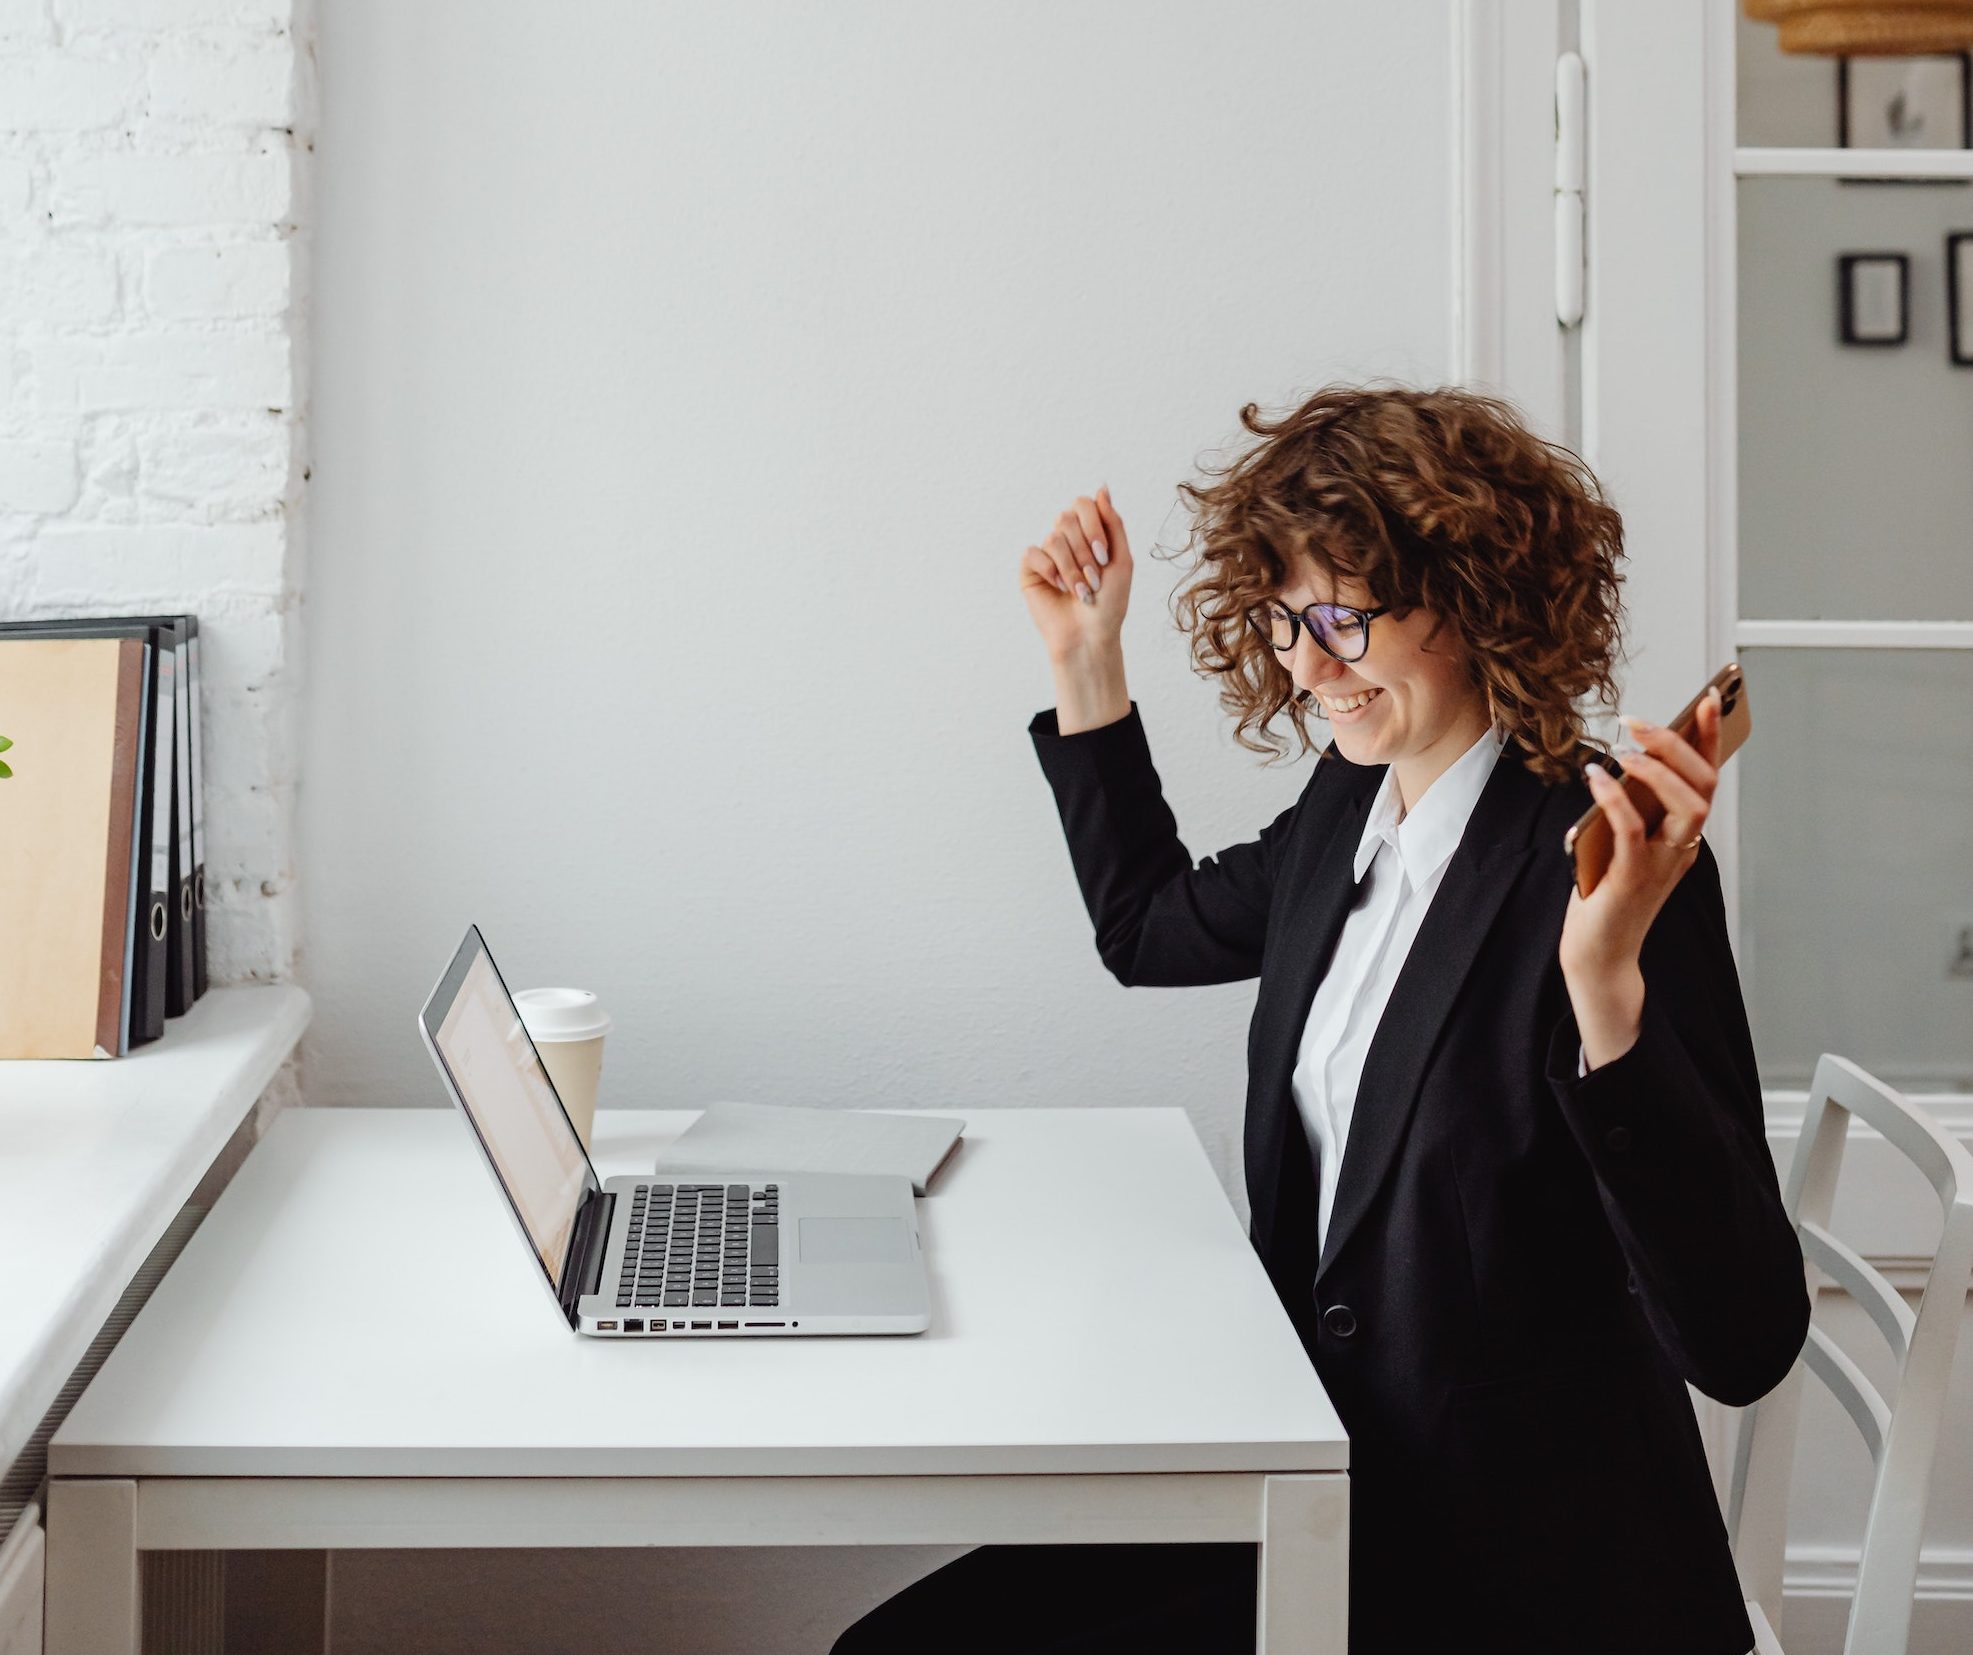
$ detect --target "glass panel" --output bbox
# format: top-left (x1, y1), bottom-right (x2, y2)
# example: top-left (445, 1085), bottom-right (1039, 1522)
top-left (1738, 6), bottom-right (1973, 150)
top-left (1738, 175), bottom-right (1973, 620)
top-left (1737, 7), bottom-right (1843, 148)
top-left (1739, 649), bottom-right (1973, 1093)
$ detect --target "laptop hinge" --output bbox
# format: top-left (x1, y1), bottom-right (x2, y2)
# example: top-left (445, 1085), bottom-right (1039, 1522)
top-left (558, 1187), bottom-right (615, 1326)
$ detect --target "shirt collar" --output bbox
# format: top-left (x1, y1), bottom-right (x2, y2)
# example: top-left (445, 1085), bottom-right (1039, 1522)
top-left (1353, 724), bottom-right (1509, 886)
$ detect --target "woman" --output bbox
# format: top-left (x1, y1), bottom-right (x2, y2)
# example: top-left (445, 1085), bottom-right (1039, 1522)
top-left (835, 386), bottom-right (1808, 1655)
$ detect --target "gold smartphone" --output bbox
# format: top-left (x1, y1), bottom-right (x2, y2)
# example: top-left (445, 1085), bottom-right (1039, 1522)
top-left (1565, 661), bottom-right (1751, 897)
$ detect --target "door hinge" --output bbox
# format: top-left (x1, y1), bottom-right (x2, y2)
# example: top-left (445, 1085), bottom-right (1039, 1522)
top-left (1555, 50), bottom-right (1585, 328)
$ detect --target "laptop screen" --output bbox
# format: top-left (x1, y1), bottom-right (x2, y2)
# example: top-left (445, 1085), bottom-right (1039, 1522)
top-left (422, 928), bottom-right (595, 1294)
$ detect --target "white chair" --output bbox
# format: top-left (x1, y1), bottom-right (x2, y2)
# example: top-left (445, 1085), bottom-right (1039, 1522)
top-left (1727, 1054), bottom-right (1973, 1655)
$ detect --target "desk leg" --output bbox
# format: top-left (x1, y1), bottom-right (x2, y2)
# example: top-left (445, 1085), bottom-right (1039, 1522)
top-left (46, 1480), bottom-right (139, 1655)
top-left (1256, 1473), bottom-right (1348, 1655)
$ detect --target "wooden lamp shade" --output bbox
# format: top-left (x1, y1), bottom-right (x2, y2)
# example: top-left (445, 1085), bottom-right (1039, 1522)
top-left (1746, 0), bottom-right (1973, 54)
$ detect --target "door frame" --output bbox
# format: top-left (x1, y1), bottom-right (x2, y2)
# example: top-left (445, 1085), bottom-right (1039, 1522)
top-left (1451, 0), bottom-right (1739, 1499)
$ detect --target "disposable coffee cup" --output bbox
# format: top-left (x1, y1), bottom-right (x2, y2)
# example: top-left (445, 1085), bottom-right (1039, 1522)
top-left (514, 988), bottom-right (612, 1149)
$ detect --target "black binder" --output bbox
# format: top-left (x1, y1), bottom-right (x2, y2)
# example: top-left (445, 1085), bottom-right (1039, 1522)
top-left (163, 616), bottom-right (195, 1016)
top-left (185, 616), bottom-right (208, 1000)
top-left (0, 619), bottom-right (175, 1047)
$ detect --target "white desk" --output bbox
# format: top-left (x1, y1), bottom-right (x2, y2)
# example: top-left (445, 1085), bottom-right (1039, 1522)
top-left (47, 1106), bottom-right (1349, 1653)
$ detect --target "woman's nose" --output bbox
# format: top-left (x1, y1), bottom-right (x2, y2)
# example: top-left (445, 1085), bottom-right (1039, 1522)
top-left (1291, 633), bottom-right (1344, 692)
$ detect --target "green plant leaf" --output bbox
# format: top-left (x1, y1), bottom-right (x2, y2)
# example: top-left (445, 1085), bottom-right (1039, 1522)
top-left (0, 760), bottom-right (11, 778)
top-left (0, 734), bottom-right (12, 751)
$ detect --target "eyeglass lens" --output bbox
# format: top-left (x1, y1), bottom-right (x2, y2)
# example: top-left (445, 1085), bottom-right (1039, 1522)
top-left (1252, 603), bottom-right (1370, 662)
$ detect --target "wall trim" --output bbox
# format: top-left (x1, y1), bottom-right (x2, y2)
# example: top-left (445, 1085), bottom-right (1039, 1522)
top-left (1450, 0), bottom-right (1504, 389)
top-left (1763, 1097), bottom-right (1973, 1288)
top-left (1448, 0), bottom-right (1567, 434)
top-left (1766, 1095), bottom-right (1973, 1136)
top-left (1786, 1543), bottom-right (1973, 1602)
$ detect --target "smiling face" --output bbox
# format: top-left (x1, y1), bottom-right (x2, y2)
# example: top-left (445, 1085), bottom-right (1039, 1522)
top-left (1274, 565), bottom-right (1494, 805)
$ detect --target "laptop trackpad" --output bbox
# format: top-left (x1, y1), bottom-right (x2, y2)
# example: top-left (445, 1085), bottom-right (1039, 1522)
top-left (798, 1216), bottom-right (911, 1265)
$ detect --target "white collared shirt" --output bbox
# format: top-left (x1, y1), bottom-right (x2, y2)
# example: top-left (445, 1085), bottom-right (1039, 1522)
top-left (1290, 724), bottom-right (1507, 1255)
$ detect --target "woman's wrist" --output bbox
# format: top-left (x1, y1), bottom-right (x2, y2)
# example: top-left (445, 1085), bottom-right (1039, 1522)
top-left (1563, 958), bottom-right (1645, 1071)
top-left (1050, 641), bottom-right (1130, 735)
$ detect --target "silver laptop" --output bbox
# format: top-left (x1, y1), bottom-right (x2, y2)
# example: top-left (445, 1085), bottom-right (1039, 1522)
top-left (418, 925), bottom-right (931, 1338)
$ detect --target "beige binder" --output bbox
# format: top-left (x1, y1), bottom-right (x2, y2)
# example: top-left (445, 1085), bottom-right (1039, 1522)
top-left (0, 636), bottom-right (147, 1058)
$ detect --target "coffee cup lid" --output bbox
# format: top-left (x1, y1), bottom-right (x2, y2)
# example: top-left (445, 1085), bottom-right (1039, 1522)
top-left (513, 987), bottom-right (612, 1042)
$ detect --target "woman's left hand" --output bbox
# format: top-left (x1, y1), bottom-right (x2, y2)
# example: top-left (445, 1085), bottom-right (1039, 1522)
top-left (1558, 688), bottom-right (1724, 1069)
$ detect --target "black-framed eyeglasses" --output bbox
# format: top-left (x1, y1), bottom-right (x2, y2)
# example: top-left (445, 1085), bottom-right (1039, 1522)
top-left (1244, 600), bottom-right (1391, 663)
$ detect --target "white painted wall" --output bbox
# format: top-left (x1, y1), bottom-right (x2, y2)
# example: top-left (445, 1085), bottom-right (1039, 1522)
top-left (302, 0), bottom-right (1451, 1185)
top-left (304, 3), bottom-right (1449, 1649)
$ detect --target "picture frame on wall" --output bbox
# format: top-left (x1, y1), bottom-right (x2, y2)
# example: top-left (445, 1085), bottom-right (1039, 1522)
top-left (1839, 53), bottom-right (1972, 151)
top-left (1949, 233), bottom-right (1973, 365)
top-left (1839, 253), bottom-right (1909, 345)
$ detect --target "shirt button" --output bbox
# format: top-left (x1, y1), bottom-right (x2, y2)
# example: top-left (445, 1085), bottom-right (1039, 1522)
top-left (1626, 1273), bottom-right (1639, 1295)
top-left (1323, 1304), bottom-right (1358, 1338)
top-left (1605, 1125), bottom-right (1633, 1154)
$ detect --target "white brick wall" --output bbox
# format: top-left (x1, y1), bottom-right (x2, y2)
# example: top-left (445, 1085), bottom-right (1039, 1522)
top-left (0, 0), bottom-right (312, 990)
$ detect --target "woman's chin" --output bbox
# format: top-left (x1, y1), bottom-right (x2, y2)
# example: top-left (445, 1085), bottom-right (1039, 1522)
top-left (1328, 726), bottom-right (1386, 766)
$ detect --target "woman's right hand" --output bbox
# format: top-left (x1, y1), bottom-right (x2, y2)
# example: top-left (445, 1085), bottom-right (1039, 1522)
top-left (1018, 485), bottom-right (1134, 663)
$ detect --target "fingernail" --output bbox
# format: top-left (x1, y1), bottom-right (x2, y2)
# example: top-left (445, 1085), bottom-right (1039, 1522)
top-left (1083, 563), bottom-right (1101, 592)
top-left (1621, 715), bottom-right (1657, 735)
top-left (1076, 582), bottom-right (1093, 604)
top-left (1092, 538), bottom-right (1108, 565)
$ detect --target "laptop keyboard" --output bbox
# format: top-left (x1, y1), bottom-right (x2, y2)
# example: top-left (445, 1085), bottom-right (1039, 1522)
top-left (615, 1182), bottom-right (780, 1311)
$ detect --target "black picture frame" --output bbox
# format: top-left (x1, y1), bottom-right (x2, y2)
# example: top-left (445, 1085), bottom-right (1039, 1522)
top-left (1839, 253), bottom-right (1910, 345)
top-left (1839, 52), bottom-right (1973, 150)
top-left (1949, 232), bottom-right (1973, 365)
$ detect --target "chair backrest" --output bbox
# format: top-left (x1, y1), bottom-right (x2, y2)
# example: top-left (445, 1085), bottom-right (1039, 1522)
top-left (1727, 1054), bottom-right (1973, 1655)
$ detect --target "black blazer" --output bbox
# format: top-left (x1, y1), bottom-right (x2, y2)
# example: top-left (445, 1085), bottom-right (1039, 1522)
top-left (1030, 704), bottom-right (1810, 1655)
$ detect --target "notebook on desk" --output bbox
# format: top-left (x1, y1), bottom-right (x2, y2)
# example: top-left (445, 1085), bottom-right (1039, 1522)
top-left (658, 1102), bottom-right (965, 1196)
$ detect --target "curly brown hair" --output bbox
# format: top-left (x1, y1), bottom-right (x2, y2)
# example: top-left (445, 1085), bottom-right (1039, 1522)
top-left (1166, 384), bottom-right (1625, 784)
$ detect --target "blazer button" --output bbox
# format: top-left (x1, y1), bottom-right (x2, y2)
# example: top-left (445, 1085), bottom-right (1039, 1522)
top-left (1605, 1125), bottom-right (1633, 1153)
top-left (1626, 1272), bottom-right (1639, 1295)
top-left (1323, 1304), bottom-right (1358, 1338)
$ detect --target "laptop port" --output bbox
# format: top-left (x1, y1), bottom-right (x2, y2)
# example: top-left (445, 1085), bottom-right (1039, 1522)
top-left (717, 1320), bottom-right (738, 1329)
top-left (623, 1318), bottom-right (644, 1333)
top-left (597, 1320), bottom-right (619, 1331)
top-left (743, 1321), bottom-right (785, 1329)
top-left (690, 1320), bottom-right (711, 1329)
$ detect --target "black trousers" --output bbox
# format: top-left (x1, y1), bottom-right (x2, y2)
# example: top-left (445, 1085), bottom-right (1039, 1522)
top-left (830, 1542), bottom-right (1257, 1654)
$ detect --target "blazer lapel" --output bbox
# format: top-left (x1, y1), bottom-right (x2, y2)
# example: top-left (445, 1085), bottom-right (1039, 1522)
top-left (1245, 759), bottom-right (1375, 1262)
top-left (1312, 746), bottom-right (1549, 1287)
